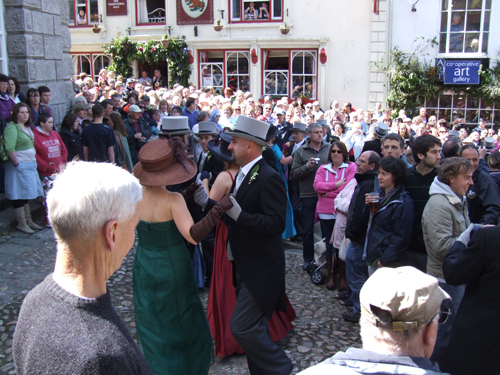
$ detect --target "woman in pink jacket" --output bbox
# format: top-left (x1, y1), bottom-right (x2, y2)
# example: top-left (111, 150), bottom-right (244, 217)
top-left (33, 113), bottom-right (67, 227)
top-left (313, 141), bottom-right (356, 290)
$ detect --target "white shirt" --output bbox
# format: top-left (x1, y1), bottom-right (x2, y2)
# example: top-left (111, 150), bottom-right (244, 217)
top-left (235, 155), bottom-right (262, 190)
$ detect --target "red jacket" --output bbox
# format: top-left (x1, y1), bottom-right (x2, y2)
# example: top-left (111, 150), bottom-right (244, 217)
top-left (33, 128), bottom-right (68, 176)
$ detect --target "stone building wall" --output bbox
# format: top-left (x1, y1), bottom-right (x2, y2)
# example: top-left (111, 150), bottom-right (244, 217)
top-left (3, 0), bottom-right (73, 124)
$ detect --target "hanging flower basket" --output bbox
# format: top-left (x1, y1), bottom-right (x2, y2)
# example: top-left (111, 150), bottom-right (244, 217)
top-left (213, 24), bottom-right (223, 32)
top-left (279, 26), bottom-right (290, 35)
top-left (161, 34), bottom-right (170, 48)
top-left (122, 41), bottom-right (131, 53)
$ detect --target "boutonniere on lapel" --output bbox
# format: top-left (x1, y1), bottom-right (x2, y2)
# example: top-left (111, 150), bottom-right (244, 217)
top-left (207, 152), bottom-right (212, 162)
top-left (248, 164), bottom-right (259, 184)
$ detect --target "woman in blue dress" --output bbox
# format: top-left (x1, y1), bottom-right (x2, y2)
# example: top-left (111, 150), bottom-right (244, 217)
top-left (265, 125), bottom-right (296, 240)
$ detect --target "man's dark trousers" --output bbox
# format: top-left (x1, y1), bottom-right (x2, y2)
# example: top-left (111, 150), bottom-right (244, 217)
top-left (301, 196), bottom-right (318, 263)
top-left (230, 283), bottom-right (293, 375)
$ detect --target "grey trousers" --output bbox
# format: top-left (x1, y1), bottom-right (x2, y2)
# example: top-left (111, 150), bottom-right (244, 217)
top-left (230, 283), bottom-right (293, 375)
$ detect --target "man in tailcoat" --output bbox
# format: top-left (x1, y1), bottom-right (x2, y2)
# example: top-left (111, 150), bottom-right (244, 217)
top-left (219, 115), bottom-right (292, 374)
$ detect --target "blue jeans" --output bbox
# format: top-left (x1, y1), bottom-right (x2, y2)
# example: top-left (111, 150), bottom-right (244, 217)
top-left (432, 282), bottom-right (465, 361)
top-left (346, 241), bottom-right (367, 314)
top-left (320, 219), bottom-right (335, 256)
top-left (301, 197), bottom-right (318, 263)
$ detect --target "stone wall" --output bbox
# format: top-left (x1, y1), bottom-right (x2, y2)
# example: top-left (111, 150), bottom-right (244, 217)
top-left (3, 0), bottom-right (73, 125)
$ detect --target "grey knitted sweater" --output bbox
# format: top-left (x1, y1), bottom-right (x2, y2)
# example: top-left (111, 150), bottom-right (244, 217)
top-left (13, 274), bottom-right (152, 375)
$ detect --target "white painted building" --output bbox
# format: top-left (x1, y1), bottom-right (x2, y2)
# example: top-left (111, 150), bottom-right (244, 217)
top-left (68, 0), bottom-right (499, 121)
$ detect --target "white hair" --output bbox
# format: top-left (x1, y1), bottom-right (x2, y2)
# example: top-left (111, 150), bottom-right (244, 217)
top-left (360, 314), bottom-right (438, 357)
top-left (47, 161), bottom-right (142, 245)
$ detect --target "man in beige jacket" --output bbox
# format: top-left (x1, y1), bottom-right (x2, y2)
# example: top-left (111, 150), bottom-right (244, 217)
top-left (422, 156), bottom-right (473, 362)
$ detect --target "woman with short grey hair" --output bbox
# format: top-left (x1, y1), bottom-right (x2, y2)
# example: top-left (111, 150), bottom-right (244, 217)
top-left (13, 161), bottom-right (153, 374)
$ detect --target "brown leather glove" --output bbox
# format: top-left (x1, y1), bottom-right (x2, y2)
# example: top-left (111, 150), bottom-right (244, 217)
top-left (189, 195), bottom-right (234, 243)
top-left (181, 182), bottom-right (199, 202)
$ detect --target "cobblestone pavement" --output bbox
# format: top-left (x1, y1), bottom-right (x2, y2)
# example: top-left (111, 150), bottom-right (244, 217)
top-left (0, 228), bottom-right (361, 374)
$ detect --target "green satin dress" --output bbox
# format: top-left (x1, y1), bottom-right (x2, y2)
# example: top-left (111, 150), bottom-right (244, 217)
top-left (133, 220), bottom-right (213, 375)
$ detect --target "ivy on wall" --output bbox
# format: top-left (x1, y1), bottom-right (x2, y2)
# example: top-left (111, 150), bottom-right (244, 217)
top-left (372, 37), bottom-right (500, 118)
top-left (103, 36), bottom-right (192, 88)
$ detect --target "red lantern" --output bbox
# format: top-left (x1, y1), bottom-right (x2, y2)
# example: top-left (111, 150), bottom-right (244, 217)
top-left (320, 48), bottom-right (327, 64)
top-left (188, 50), bottom-right (194, 64)
top-left (251, 49), bottom-right (258, 64)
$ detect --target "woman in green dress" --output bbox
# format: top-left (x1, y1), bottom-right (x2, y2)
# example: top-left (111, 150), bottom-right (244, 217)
top-left (132, 137), bottom-right (232, 374)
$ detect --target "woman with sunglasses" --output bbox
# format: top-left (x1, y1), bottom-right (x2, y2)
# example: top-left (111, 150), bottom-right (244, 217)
top-left (313, 141), bottom-right (356, 291)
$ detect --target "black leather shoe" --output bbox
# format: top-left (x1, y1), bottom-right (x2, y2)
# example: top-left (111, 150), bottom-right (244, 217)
top-left (291, 234), bottom-right (303, 242)
top-left (343, 311), bottom-right (361, 323)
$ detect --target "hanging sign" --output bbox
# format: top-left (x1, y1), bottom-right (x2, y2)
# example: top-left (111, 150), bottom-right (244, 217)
top-left (444, 60), bottom-right (481, 85)
top-left (177, 0), bottom-right (213, 24)
top-left (107, 0), bottom-right (127, 16)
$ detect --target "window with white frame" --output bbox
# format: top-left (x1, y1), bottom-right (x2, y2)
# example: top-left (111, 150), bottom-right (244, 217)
top-left (68, 0), bottom-right (99, 27)
top-left (198, 50), bottom-right (251, 94)
top-left (200, 51), bottom-right (224, 93)
top-left (230, 0), bottom-right (282, 22)
top-left (136, 0), bottom-right (165, 25)
top-left (263, 50), bottom-right (317, 99)
top-left (291, 51), bottom-right (316, 99)
top-left (439, 0), bottom-right (491, 54)
top-left (226, 52), bottom-right (249, 92)
top-left (425, 93), bottom-right (499, 126)
top-left (72, 53), bottom-right (111, 82)
top-left (263, 51), bottom-right (289, 97)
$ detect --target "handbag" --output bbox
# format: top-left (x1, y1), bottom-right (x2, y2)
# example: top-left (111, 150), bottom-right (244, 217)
top-left (338, 227), bottom-right (350, 261)
top-left (0, 119), bottom-right (9, 162)
top-left (115, 131), bottom-right (128, 170)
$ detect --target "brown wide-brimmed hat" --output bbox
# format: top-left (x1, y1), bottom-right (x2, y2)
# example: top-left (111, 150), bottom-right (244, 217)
top-left (133, 138), bottom-right (197, 186)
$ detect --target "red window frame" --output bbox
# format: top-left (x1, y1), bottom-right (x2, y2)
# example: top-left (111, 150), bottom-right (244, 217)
top-left (69, 0), bottom-right (99, 28)
top-left (197, 49), bottom-right (250, 92)
top-left (70, 52), bottom-right (111, 82)
top-left (229, 0), bottom-right (284, 24)
top-left (260, 49), bottom-right (318, 100)
top-left (135, 0), bottom-right (166, 26)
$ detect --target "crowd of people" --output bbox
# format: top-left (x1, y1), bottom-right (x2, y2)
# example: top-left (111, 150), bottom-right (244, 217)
top-left (3, 68), bottom-right (500, 375)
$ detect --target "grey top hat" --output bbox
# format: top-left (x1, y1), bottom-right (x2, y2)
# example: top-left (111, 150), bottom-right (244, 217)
top-left (484, 136), bottom-right (495, 151)
top-left (375, 122), bottom-right (389, 138)
top-left (448, 130), bottom-right (460, 138)
top-left (227, 115), bottom-right (270, 148)
top-left (159, 116), bottom-right (192, 135)
top-left (317, 119), bottom-right (329, 126)
top-left (292, 122), bottom-right (307, 133)
top-left (195, 121), bottom-right (218, 137)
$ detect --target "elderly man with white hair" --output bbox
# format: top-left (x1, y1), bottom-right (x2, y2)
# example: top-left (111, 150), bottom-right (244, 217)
top-left (13, 162), bottom-right (152, 375)
top-left (298, 267), bottom-right (451, 375)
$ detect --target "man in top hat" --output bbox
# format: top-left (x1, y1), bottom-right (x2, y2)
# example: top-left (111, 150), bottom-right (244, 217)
top-left (159, 116), bottom-right (193, 145)
top-left (195, 121), bottom-right (224, 188)
top-left (194, 122), bottom-right (225, 283)
top-left (207, 115), bottom-right (292, 374)
top-left (298, 267), bottom-right (451, 374)
top-left (362, 122), bottom-right (388, 157)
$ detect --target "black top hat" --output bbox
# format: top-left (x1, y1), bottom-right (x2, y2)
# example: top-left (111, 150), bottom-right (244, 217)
top-left (207, 132), bottom-right (233, 163)
top-left (265, 125), bottom-right (285, 144)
